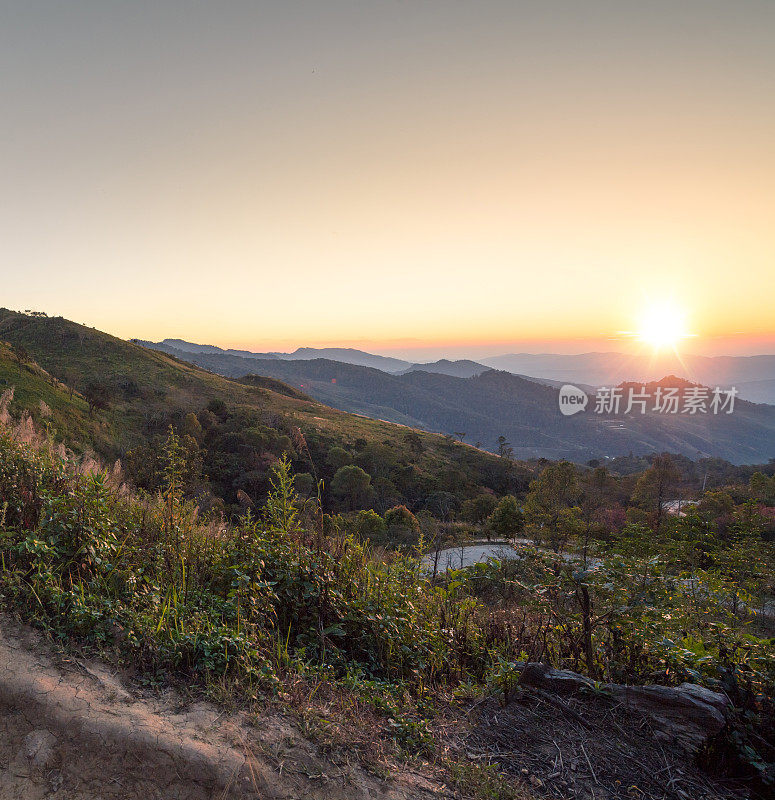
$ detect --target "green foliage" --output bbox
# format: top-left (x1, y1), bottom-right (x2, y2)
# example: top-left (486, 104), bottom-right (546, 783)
top-left (0, 428), bottom-right (498, 692)
top-left (355, 509), bottom-right (387, 541)
top-left (326, 446), bottom-right (351, 470)
top-left (461, 493), bottom-right (498, 524)
top-left (630, 453), bottom-right (681, 530)
top-left (750, 472), bottom-right (775, 505)
top-left (383, 505), bottom-right (421, 546)
top-left (384, 505), bottom-right (420, 532)
top-left (1, 407), bottom-right (774, 791)
top-left (0, 309), bottom-right (518, 523)
top-left (487, 495), bottom-right (523, 539)
top-left (523, 461), bottom-right (581, 551)
top-left (330, 464), bottom-right (372, 510)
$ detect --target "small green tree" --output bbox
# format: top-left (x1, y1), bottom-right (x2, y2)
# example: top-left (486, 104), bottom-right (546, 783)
top-left (496, 435), bottom-right (514, 460)
top-left (461, 493), bottom-right (498, 525)
top-left (293, 471), bottom-right (316, 499)
top-left (384, 504), bottom-right (421, 544)
top-left (265, 454), bottom-right (301, 536)
top-left (631, 454), bottom-right (681, 531)
top-left (487, 495), bottom-right (523, 540)
top-left (750, 472), bottom-right (775, 505)
top-left (524, 461), bottom-right (581, 551)
top-left (331, 464), bottom-right (372, 510)
top-left (82, 381), bottom-right (113, 415)
top-left (326, 446), bottom-right (351, 470)
top-left (580, 466), bottom-right (615, 564)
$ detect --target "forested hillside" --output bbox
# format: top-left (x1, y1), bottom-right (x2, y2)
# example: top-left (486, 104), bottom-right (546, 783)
top-left (0, 309), bottom-right (524, 517)
top-left (142, 340), bottom-right (775, 464)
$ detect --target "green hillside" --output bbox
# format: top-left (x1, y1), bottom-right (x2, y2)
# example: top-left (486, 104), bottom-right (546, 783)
top-left (0, 340), bottom-right (108, 451)
top-left (0, 309), bottom-right (522, 510)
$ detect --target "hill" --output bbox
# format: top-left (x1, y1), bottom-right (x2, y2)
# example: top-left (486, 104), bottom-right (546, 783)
top-left (138, 338), bottom-right (411, 372)
top-left (1, 404), bottom-right (771, 800)
top-left (0, 309), bottom-right (519, 510)
top-left (0, 340), bottom-right (107, 453)
top-left (401, 359), bottom-right (489, 378)
top-left (139, 341), bottom-right (775, 464)
top-left (285, 347), bottom-right (410, 371)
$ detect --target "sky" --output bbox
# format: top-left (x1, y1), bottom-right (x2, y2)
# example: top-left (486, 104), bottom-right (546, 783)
top-left (2, 1), bottom-right (774, 358)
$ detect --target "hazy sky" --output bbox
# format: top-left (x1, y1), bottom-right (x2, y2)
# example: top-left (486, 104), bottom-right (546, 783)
top-left (2, 2), bottom-right (774, 356)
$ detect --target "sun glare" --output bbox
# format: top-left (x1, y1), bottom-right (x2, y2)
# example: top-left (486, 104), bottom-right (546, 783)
top-left (637, 302), bottom-right (690, 350)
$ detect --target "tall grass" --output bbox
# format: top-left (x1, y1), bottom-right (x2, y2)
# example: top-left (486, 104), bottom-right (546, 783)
top-left (0, 421), bottom-right (501, 689)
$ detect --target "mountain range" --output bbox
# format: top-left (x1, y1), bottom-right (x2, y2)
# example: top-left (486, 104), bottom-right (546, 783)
top-left (140, 339), bottom-right (775, 464)
top-left (483, 352), bottom-right (775, 404)
top-left (0, 313), bottom-right (773, 466)
top-left (0, 309), bottom-right (520, 509)
top-left (140, 339), bottom-right (775, 405)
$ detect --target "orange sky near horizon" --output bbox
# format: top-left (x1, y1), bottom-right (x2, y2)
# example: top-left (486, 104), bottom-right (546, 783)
top-left (2, 2), bottom-right (774, 358)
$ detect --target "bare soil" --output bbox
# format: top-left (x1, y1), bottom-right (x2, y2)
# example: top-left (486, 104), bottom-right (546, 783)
top-left (0, 615), bottom-right (448, 800)
top-left (0, 613), bottom-right (753, 800)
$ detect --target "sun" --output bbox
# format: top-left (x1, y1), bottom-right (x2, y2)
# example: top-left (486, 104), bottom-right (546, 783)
top-left (637, 301), bottom-right (690, 350)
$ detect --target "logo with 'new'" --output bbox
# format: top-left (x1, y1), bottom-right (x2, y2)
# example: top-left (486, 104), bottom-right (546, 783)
top-left (558, 384), bottom-right (588, 416)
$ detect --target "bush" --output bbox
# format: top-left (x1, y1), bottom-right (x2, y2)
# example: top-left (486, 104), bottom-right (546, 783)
top-left (355, 509), bottom-right (387, 541)
top-left (486, 495), bottom-right (523, 539)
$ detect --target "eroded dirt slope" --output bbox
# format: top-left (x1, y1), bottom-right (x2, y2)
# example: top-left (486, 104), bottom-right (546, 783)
top-left (0, 616), bottom-right (447, 800)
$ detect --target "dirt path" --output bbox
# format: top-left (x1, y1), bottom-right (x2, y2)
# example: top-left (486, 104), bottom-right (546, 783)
top-left (0, 615), bottom-right (449, 800)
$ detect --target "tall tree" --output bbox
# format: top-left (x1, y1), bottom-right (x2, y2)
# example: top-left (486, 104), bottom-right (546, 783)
top-left (487, 495), bottom-right (524, 540)
top-left (331, 464), bottom-right (372, 511)
top-left (524, 461), bottom-right (581, 552)
top-left (631, 454), bottom-right (681, 531)
top-left (580, 466), bottom-right (614, 564)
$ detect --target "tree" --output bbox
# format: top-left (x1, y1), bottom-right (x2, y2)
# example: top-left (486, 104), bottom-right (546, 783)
top-left (524, 461), bottom-right (582, 552)
top-left (293, 472), bottom-right (316, 499)
top-left (372, 476), bottom-right (401, 513)
top-left (82, 381), bottom-right (113, 415)
top-left (697, 490), bottom-right (735, 537)
top-left (355, 442), bottom-right (397, 479)
top-left (206, 398), bottom-right (227, 417)
top-left (487, 495), bottom-right (524, 540)
top-left (125, 428), bottom-right (203, 496)
top-left (580, 466), bottom-right (615, 564)
top-left (404, 431), bottom-right (424, 454)
top-left (416, 511), bottom-right (446, 577)
top-left (331, 464), bottom-right (372, 510)
top-left (750, 472), bottom-right (775, 505)
top-left (181, 412), bottom-right (203, 441)
top-left (425, 491), bottom-right (459, 520)
top-left (460, 493), bottom-right (498, 525)
top-left (631, 454), bottom-right (681, 531)
top-left (497, 435), bottom-right (514, 460)
top-left (355, 509), bottom-right (387, 541)
top-left (326, 446), bottom-right (351, 471)
top-left (384, 504), bottom-right (421, 544)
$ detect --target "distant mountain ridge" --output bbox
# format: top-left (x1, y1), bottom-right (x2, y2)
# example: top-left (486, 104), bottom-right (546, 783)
top-left (141, 340), bottom-right (775, 403)
top-left (400, 359), bottom-right (489, 378)
top-left (0, 309), bottom-right (510, 505)
top-left (137, 339), bottom-right (412, 372)
top-left (140, 340), bottom-right (775, 464)
top-left (481, 352), bottom-right (775, 404)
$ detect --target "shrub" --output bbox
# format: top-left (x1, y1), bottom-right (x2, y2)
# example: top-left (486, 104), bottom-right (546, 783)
top-left (355, 509), bottom-right (387, 541)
